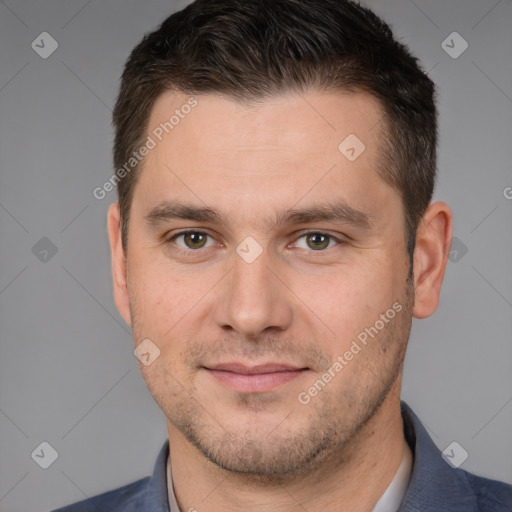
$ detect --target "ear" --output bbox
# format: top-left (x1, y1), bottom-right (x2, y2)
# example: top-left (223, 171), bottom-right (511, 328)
top-left (107, 202), bottom-right (132, 326)
top-left (412, 201), bottom-right (453, 319)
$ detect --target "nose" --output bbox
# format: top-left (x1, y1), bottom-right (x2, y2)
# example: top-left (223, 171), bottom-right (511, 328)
top-left (213, 244), bottom-right (294, 340)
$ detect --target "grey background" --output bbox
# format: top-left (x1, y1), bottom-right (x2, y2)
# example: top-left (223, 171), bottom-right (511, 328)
top-left (0, 0), bottom-right (511, 511)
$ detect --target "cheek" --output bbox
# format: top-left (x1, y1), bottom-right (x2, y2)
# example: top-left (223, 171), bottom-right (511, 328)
top-left (140, 363), bottom-right (187, 416)
top-left (127, 257), bottom-right (188, 334)
top-left (302, 256), bottom-right (400, 344)
top-left (127, 257), bottom-right (218, 366)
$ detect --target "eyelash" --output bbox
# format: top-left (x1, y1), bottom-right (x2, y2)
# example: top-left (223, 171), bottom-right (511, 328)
top-left (164, 229), bottom-right (345, 254)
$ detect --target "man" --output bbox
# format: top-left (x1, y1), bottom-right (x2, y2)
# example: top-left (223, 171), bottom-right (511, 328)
top-left (53, 0), bottom-right (512, 511)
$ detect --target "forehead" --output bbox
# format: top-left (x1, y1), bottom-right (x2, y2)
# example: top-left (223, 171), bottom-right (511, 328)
top-left (147, 89), bottom-right (383, 153)
top-left (133, 89), bottom-right (398, 231)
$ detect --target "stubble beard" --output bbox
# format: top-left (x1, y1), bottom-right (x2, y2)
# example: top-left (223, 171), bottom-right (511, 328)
top-left (132, 278), bottom-right (414, 483)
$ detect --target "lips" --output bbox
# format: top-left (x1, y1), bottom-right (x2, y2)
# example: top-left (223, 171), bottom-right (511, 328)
top-left (204, 362), bottom-right (308, 393)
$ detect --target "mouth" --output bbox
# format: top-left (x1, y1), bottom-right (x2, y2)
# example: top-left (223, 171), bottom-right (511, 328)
top-left (203, 362), bottom-right (309, 393)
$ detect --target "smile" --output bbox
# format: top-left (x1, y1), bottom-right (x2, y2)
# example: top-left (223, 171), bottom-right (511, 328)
top-left (204, 363), bottom-right (309, 393)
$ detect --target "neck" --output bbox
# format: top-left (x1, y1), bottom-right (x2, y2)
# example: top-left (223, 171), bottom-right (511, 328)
top-left (168, 387), bottom-right (406, 512)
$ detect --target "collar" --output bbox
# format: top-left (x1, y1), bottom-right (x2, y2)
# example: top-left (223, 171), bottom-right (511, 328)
top-left (372, 439), bottom-right (413, 512)
top-left (398, 402), bottom-right (478, 511)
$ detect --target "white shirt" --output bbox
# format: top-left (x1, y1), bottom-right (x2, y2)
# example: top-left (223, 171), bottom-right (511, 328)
top-left (167, 441), bottom-right (413, 512)
top-left (371, 441), bottom-right (413, 512)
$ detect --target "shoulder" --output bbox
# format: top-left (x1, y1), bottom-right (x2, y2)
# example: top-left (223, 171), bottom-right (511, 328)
top-left (51, 476), bottom-right (150, 512)
top-left (51, 440), bottom-right (170, 512)
top-left (400, 402), bottom-right (512, 511)
top-left (462, 470), bottom-right (512, 511)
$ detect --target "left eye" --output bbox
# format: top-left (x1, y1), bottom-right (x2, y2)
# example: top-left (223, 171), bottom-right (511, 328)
top-left (171, 231), bottom-right (215, 250)
top-left (292, 232), bottom-right (342, 251)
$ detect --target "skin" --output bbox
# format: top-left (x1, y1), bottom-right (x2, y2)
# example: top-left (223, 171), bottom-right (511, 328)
top-left (107, 90), bottom-right (452, 512)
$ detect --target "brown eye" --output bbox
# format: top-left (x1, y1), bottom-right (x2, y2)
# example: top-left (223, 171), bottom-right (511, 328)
top-left (170, 231), bottom-right (213, 250)
top-left (183, 232), bottom-right (208, 249)
top-left (305, 233), bottom-right (331, 250)
top-left (291, 232), bottom-right (343, 252)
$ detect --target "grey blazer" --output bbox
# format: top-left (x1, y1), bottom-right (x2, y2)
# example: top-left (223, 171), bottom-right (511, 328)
top-left (52, 402), bottom-right (512, 511)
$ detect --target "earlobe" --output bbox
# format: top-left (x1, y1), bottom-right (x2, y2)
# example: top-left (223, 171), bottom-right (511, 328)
top-left (107, 202), bottom-right (132, 327)
top-left (412, 201), bottom-right (453, 319)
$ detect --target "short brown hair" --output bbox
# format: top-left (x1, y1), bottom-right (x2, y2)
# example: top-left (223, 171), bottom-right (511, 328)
top-left (113, 0), bottom-right (437, 267)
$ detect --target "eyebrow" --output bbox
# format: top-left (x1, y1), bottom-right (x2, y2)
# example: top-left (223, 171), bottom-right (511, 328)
top-left (144, 200), bottom-right (373, 231)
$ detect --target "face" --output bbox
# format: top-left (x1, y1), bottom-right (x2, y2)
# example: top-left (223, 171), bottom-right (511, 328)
top-left (116, 91), bottom-right (416, 478)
